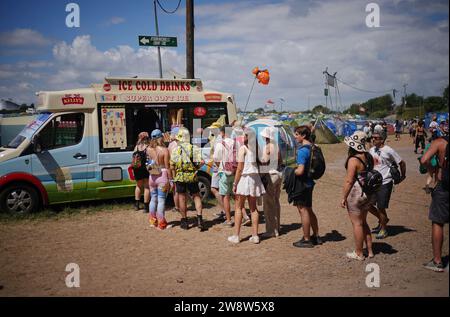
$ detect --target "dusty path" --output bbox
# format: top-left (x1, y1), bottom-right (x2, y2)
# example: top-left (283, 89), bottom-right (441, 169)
top-left (0, 135), bottom-right (448, 297)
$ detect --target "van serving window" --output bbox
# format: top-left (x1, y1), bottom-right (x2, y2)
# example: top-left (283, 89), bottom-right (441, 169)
top-left (98, 103), bottom-right (228, 153)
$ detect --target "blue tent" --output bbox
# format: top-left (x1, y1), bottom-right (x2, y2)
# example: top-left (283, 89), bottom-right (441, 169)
top-left (343, 121), bottom-right (357, 137)
top-left (325, 119), bottom-right (337, 135)
top-left (424, 112), bottom-right (449, 129)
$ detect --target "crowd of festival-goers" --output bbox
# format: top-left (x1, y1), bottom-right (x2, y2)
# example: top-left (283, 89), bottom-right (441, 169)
top-left (130, 117), bottom-right (448, 272)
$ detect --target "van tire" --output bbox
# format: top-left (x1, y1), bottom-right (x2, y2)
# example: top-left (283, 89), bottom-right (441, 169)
top-left (197, 175), bottom-right (211, 201)
top-left (0, 184), bottom-right (39, 214)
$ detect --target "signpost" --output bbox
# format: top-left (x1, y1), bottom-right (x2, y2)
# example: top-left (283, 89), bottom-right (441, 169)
top-left (138, 36), bottom-right (178, 47)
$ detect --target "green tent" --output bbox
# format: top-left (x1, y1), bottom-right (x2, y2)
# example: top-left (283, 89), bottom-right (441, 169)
top-left (314, 119), bottom-right (340, 144)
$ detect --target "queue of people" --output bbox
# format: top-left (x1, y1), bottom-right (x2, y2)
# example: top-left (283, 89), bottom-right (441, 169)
top-left (130, 120), bottom-right (448, 272)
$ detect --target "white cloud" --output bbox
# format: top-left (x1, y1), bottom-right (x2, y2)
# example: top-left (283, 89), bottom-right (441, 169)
top-left (0, 0), bottom-right (448, 110)
top-left (105, 17), bottom-right (126, 26)
top-left (48, 35), bottom-right (184, 90)
top-left (0, 29), bottom-right (52, 47)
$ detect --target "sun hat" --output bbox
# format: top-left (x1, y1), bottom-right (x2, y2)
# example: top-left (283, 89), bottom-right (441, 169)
top-left (260, 127), bottom-right (277, 140)
top-left (344, 131), bottom-right (367, 152)
top-left (151, 129), bottom-right (163, 139)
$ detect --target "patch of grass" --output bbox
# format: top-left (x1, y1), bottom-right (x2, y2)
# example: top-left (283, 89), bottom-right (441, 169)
top-left (0, 198), bottom-right (135, 223)
top-left (0, 197), bottom-right (221, 223)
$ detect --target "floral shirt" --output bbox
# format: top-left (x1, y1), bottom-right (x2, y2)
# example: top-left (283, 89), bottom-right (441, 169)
top-left (170, 142), bottom-right (202, 183)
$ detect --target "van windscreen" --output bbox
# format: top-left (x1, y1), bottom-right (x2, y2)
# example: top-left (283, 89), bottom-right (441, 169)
top-left (7, 112), bottom-right (51, 149)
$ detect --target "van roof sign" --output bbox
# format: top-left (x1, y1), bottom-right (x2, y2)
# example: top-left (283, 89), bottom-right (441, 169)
top-left (93, 78), bottom-right (204, 93)
top-left (36, 77), bottom-right (230, 112)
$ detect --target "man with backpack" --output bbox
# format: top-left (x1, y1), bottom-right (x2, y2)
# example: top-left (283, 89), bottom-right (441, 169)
top-left (169, 128), bottom-right (205, 231)
top-left (369, 131), bottom-right (406, 239)
top-left (213, 125), bottom-right (237, 227)
top-left (420, 135), bottom-right (449, 272)
top-left (292, 126), bottom-right (321, 248)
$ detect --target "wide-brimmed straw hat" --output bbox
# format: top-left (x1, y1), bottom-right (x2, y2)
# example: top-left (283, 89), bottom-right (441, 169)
top-left (344, 131), bottom-right (367, 152)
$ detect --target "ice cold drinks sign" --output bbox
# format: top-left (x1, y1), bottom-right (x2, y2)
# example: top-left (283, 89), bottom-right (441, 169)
top-left (113, 80), bottom-right (197, 92)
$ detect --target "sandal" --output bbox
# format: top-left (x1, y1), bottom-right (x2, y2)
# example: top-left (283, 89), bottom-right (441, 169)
top-left (346, 251), bottom-right (365, 261)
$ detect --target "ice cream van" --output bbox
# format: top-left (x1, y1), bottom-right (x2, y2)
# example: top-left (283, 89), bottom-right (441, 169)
top-left (0, 77), bottom-right (237, 213)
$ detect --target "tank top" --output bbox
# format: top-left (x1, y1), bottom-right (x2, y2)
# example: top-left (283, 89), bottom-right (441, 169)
top-left (133, 145), bottom-right (148, 170)
top-left (417, 126), bottom-right (425, 136)
top-left (242, 146), bottom-right (259, 175)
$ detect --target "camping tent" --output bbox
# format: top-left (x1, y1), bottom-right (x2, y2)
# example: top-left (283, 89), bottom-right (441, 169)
top-left (314, 119), bottom-right (340, 144)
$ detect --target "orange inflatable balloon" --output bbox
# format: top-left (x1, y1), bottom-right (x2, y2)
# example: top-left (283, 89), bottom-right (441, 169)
top-left (257, 70), bottom-right (270, 85)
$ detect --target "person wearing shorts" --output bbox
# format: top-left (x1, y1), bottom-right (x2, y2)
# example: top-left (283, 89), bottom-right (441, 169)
top-left (170, 128), bottom-right (205, 231)
top-left (213, 125), bottom-right (236, 227)
top-left (292, 126), bottom-right (321, 248)
top-left (341, 131), bottom-right (376, 261)
top-left (369, 131), bottom-right (406, 239)
top-left (208, 129), bottom-right (225, 220)
top-left (421, 136), bottom-right (449, 272)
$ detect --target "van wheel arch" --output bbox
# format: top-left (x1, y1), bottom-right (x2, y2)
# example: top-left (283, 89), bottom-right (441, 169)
top-left (0, 181), bottom-right (42, 214)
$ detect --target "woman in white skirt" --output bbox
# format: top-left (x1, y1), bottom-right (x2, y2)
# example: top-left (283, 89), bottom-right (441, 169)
top-left (228, 128), bottom-right (266, 244)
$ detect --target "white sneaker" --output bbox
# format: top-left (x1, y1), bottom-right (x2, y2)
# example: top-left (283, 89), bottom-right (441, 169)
top-left (249, 235), bottom-right (260, 244)
top-left (227, 235), bottom-right (240, 244)
top-left (346, 251), bottom-right (365, 261)
top-left (222, 220), bottom-right (234, 227)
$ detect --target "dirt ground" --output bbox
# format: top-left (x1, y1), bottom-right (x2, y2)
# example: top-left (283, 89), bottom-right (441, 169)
top-left (0, 135), bottom-right (448, 297)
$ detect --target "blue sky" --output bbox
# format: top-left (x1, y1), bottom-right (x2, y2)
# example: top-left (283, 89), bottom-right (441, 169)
top-left (0, 0), bottom-right (448, 111)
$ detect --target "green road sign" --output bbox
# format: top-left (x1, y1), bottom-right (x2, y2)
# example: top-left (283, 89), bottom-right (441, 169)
top-left (139, 36), bottom-right (178, 47)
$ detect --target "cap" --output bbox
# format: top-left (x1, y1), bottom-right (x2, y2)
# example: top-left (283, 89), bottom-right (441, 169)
top-left (151, 129), bottom-right (163, 139)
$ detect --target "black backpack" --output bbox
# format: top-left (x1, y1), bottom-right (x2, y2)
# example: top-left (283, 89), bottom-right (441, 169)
top-left (131, 148), bottom-right (147, 170)
top-left (442, 139), bottom-right (449, 191)
top-left (308, 144), bottom-right (326, 180)
top-left (350, 154), bottom-right (383, 196)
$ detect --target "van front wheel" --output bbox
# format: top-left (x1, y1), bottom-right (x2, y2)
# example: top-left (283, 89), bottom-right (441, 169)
top-left (0, 184), bottom-right (39, 214)
top-left (197, 176), bottom-right (211, 201)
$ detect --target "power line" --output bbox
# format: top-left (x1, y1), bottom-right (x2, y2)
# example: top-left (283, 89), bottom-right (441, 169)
top-left (156, 0), bottom-right (182, 14)
top-left (335, 76), bottom-right (396, 95)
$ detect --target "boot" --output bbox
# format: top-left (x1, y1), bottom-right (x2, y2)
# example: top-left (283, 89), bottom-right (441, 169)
top-left (143, 203), bottom-right (150, 214)
top-left (180, 217), bottom-right (189, 230)
top-left (197, 215), bottom-right (205, 232)
top-left (134, 200), bottom-right (140, 211)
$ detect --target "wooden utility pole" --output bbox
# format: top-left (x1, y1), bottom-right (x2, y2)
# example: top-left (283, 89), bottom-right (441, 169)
top-left (153, 0), bottom-right (163, 78)
top-left (186, 0), bottom-right (195, 79)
